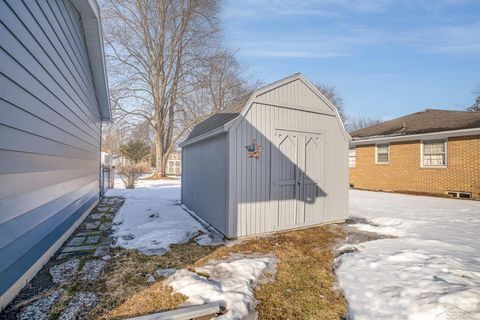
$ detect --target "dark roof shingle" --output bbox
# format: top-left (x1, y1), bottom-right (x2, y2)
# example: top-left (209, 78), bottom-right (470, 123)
top-left (184, 94), bottom-right (251, 142)
top-left (350, 109), bottom-right (480, 139)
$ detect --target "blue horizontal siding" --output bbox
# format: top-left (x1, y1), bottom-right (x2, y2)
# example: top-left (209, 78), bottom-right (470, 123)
top-left (0, 181), bottom-right (98, 249)
top-left (0, 190), bottom-right (98, 295)
top-left (0, 150), bottom-right (98, 175)
top-left (0, 0), bottom-right (103, 302)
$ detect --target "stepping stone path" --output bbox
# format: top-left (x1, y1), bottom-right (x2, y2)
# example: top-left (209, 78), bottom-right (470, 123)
top-left (59, 292), bottom-right (98, 320)
top-left (58, 196), bottom-right (124, 260)
top-left (18, 290), bottom-right (63, 320)
top-left (1, 196), bottom-right (125, 320)
top-left (49, 259), bottom-right (80, 284)
top-left (80, 260), bottom-right (107, 282)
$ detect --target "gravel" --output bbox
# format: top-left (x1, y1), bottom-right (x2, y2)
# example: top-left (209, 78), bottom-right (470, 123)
top-left (59, 292), bottom-right (97, 320)
top-left (49, 259), bottom-right (80, 284)
top-left (19, 290), bottom-right (63, 320)
top-left (80, 260), bottom-right (107, 282)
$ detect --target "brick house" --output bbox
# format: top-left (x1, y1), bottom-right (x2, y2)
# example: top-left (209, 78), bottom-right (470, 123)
top-left (349, 109), bottom-right (480, 199)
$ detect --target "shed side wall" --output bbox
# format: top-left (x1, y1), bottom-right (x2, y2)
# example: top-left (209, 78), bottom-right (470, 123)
top-left (182, 134), bottom-right (229, 235)
top-left (0, 0), bottom-right (101, 307)
top-left (229, 79), bottom-right (348, 237)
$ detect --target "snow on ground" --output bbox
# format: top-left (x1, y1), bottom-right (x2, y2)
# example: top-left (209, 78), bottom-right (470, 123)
top-left (106, 176), bottom-right (223, 255)
top-left (337, 190), bottom-right (480, 320)
top-left (165, 253), bottom-right (277, 320)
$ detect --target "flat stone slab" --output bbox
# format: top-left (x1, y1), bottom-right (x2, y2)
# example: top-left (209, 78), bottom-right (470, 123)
top-left (80, 260), bottom-right (107, 282)
top-left (75, 231), bottom-right (102, 237)
top-left (49, 259), bottom-right (79, 284)
top-left (68, 236), bottom-right (85, 246)
top-left (100, 236), bottom-right (114, 246)
top-left (156, 268), bottom-right (176, 278)
top-left (90, 213), bottom-right (103, 220)
top-left (19, 289), bottom-right (63, 320)
top-left (59, 292), bottom-right (97, 320)
top-left (85, 221), bottom-right (100, 230)
top-left (96, 207), bottom-right (109, 212)
top-left (93, 246), bottom-right (110, 257)
top-left (84, 235), bottom-right (100, 245)
top-left (99, 222), bottom-right (112, 231)
top-left (104, 213), bottom-right (115, 220)
top-left (62, 245), bottom-right (97, 253)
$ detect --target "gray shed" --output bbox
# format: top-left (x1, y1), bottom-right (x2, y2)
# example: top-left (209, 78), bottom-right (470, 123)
top-left (0, 0), bottom-right (110, 309)
top-left (180, 74), bottom-right (350, 238)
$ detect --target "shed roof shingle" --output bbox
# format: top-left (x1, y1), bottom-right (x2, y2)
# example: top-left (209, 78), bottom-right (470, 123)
top-left (350, 109), bottom-right (480, 139)
top-left (184, 94), bottom-right (252, 142)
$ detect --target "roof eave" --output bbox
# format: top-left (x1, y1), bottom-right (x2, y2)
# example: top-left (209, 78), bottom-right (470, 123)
top-left (351, 127), bottom-right (480, 145)
top-left (179, 125), bottom-right (230, 148)
top-left (71, 0), bottom-right (112, 122)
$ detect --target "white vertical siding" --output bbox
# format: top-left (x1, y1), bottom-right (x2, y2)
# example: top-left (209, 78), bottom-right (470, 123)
top-left (229, 78), bottom-right (348, 237)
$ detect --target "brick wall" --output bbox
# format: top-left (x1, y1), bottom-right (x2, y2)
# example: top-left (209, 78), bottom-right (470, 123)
top-left (349, 135), bottom-right (480, 199)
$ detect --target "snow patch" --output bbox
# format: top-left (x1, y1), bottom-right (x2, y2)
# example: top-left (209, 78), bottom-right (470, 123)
top-left (337, 190), bottom-right (480, 319)
top-left (165, 253), bottom-right (277, 320)
top-left (107, 177), bottom-right (224, 254)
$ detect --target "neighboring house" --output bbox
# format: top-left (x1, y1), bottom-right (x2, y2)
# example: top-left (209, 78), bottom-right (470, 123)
top-left (101, 151), bottom-right (114, 167)
top-left (0, 0), bottom-right (110, 309)
top-left (349, 109), bottom-right (480, 199)
top-left (165, 152), bottom-right (181, 176)
top-left (180, 73), bottom-right (350, 238)
top-left (111, 154), bottom-right (151, 167)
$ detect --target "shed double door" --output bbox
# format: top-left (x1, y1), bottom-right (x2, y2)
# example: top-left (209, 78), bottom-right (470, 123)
top-left (272, 130), bottom-right (325, 231)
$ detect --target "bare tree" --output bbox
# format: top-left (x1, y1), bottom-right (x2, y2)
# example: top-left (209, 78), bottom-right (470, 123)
top-left (467, 96), bottom-right (480, 112)
top-left (198, 50), bottom-right (252, 112)
top-left (102, 0), bottom-right (221, 177)
top-left (314, 83), bottom-right (347, 123)
top-left (347, 117), bottom-right (382, 132)
top-left (466, 85), bottom-right (480, 111)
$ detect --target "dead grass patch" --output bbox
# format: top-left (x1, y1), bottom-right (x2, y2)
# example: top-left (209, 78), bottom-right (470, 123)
top-left (196, 224), bottom-right (348, 320)
top-left (91, 224), bottom-right (347, 320)
top-left (91, 241), bottom-right (216, 319)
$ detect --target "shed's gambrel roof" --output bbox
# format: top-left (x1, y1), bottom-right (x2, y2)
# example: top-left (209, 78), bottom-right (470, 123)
top-left (182, 73), bottom-right (350, 146)
top-left (185, 94), bottom-right (252, 141)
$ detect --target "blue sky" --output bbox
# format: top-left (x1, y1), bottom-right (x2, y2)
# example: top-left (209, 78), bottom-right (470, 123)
top-left (221, 0), bottom-right (480, 120)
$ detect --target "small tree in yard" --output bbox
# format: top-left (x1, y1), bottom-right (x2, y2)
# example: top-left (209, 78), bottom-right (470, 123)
top-left (117, 163), bottom-right (150, 189)
top-left (120, 140), bottom-right (150, 164)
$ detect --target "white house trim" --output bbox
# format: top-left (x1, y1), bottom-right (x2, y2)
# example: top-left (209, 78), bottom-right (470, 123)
top-left (420, 138), bottom-right (448, 169)
top-left (375, 143), bottom-right (390, 164)
top-left (352, 128), bottom-right (480, 145)
top-left (71, 0), bottom-right (111, 121)
top-left (179, 126), bottom-right (227, 148)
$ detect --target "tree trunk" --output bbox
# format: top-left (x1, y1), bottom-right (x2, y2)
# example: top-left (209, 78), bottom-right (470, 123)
top-left (162, 152), bottom-right (169, 178)
top-left (154, 135), bottom-right (166, 178)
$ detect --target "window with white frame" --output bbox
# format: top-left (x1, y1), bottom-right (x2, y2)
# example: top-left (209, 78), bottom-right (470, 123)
top-left (349, 146), bottom-right (356, 167)
top-left (422, 139), bottom-right (446, 167)
top-left (376, 144), bottom-right (389, 164)
top-left (167, 160), bottom-right (181, 174)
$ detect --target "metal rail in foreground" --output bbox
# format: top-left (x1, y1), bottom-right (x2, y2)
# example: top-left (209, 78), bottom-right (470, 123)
top-left (125, 302), bottom-right (226, 320)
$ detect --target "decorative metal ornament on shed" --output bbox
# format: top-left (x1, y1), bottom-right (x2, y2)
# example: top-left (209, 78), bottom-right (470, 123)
top-left (245, 139), bottom-right (261, 159)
